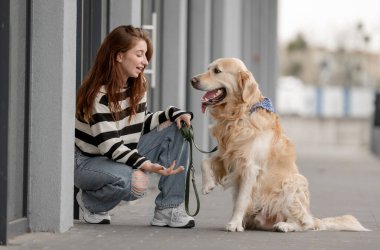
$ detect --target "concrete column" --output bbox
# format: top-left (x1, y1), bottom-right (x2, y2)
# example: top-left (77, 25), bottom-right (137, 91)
top-left (109, 0), bottom-right (141, 29)
top-left (187, 0), bottom-right (213, 168)
top-left (242, 0), bottom-right (278, 102)
top-left (211, 0), bottom-right (243, 59)
top-left (160, 0), bottom-right (188, 109)
top-left (29, 0), bottom-right (76, 232)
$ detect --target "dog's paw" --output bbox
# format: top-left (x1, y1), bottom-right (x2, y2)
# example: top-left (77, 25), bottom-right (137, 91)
top-left (273, 222), bottom-right (294, 233)
top-left (202, 181), bottom-right (216, 195)
top-left (226, 221), bottom-right (244, 232)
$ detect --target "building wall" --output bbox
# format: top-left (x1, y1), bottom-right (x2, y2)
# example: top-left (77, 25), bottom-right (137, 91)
top-left (109, 0), bottom-right (142, 29)
top-left (8, 0), bottom-right (27, 225)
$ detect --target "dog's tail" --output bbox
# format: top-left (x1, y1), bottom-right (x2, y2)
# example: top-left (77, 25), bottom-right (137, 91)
top-left (313, 215), bottom-right (370, 231)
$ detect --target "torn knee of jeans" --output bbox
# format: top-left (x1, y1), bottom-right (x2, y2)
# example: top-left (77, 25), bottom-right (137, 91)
top-left (131, 170), bottom-right (148, 198)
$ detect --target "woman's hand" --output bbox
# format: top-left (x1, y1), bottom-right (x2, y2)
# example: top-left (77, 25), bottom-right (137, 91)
top-left (176, 114), bottom-right (191, 129)
top-left (140, 160), bottom-right (185, 176)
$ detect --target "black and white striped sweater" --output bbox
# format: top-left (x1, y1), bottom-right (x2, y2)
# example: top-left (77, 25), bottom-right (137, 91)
top-left (75, 86), bottom-right (192, 169)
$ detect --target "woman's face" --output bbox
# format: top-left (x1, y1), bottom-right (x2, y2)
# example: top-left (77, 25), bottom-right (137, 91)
top-left (117, 39), bottom-right (149, 80)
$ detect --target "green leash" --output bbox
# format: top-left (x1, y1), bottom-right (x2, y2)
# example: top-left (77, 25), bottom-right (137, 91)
top-left (180, 122), bottom-right (217, 216)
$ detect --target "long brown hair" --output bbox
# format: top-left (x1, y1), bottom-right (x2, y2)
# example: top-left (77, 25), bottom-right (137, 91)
top-left (76, 25), bottom-right (153, 122)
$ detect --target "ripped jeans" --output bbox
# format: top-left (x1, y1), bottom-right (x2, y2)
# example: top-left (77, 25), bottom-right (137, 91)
top-left (74, 123), bottom-right (189, 213)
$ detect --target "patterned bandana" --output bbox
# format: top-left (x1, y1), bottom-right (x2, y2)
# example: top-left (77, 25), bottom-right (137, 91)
top-left (250, 97), bottom-right (275, 113)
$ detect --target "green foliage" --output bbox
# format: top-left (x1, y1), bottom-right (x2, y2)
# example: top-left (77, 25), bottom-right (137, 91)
top-left (287, 33), bottom-right (308, 52)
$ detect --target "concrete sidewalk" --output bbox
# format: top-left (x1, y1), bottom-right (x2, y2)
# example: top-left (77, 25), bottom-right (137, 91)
top-left (2, 149), bottom-right (380, 250)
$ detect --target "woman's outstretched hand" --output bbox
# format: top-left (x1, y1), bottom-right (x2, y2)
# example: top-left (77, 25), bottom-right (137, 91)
top-left (140, 160), bottom-right (185, 176)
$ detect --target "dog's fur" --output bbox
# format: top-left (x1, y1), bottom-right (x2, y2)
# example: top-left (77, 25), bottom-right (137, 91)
top-left (191, 58), bottom-right (369, 232)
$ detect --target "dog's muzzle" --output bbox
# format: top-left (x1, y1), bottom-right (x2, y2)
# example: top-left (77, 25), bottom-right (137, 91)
top-left (191, 77), bottom-right (201, 90)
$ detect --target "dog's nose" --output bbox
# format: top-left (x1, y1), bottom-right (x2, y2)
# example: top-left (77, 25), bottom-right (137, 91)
top-left (191, 77), bottom-right (199, 84)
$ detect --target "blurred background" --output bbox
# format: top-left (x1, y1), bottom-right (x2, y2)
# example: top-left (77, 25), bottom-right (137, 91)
top-left (276, 0), bottom-right (380, 156)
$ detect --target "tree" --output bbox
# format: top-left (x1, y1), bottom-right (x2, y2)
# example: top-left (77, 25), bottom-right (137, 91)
top-left (287, 33), bottom-right (308, 52)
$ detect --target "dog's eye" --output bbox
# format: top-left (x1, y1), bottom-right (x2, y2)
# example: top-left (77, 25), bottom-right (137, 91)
top-left (213, 68), bottom-right (222, 74)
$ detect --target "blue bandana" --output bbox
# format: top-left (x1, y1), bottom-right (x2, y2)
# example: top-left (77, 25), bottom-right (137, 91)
top-left (250, 97), bottom-right (275, 113)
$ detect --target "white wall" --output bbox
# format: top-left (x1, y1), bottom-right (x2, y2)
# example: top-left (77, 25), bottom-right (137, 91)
top-left (276, 77), bottom-right (375, 118)
top-left (351, 87), bottom-right (376, 117)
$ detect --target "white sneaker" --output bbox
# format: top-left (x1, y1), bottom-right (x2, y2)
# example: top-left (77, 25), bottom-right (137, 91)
top-left (151, 204), bottom-right (195, 228)
top-left (76, 190), bottom-right (111, 224)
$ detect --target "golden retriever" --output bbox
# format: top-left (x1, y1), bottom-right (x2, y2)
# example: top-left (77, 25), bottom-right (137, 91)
top-left (190, 57), bottom-right (369, 232)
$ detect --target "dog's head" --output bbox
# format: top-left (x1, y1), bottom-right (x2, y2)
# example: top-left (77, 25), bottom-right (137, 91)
top-left (191, 58), bottom-right (262, 114)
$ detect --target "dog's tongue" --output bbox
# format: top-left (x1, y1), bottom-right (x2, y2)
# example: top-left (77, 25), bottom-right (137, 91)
top-left (201, 90), bottom-right (219, 113)
top-left (201, 104), bottom-right (206, 113)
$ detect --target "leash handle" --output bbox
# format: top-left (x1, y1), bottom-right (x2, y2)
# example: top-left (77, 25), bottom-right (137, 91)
top-left (184, 163), bottom-right (200, 217)
top-left (181, 122), bottom-right (200, 216)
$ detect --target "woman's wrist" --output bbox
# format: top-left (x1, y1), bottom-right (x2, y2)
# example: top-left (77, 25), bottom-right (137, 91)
top-left (139, 160), bottom-right (152, 172)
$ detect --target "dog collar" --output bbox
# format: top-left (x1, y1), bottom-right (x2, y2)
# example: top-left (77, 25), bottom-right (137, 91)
top-left (250, 97), bottom-right (275, 113)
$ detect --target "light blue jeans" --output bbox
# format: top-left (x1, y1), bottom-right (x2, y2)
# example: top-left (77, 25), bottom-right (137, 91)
top-left (74, 123), bottom-right (189, 213)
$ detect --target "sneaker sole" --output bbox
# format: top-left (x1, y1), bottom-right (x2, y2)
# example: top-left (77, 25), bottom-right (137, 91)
top-left (77, 191), bottom-right (111, 224)
top-left (83, 218), bottom-right (111, 224)
top-left (79, 208), bottom-right (111, 224)
top-left (151, 219), bottom-right (195, 228)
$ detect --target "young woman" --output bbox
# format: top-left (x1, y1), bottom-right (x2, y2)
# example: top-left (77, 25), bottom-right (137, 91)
top-left (74, 25), bottom-right (194, 228)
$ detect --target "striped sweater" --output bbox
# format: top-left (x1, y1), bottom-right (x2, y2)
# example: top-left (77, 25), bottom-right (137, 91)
top-left (75, 86), bottom-right (192, 169)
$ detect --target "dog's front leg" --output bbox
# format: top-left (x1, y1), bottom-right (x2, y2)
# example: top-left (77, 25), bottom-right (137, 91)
top-left (201, 158), bottom-right (217, 194)
top-left (226, 166), bottom-right (256, 232)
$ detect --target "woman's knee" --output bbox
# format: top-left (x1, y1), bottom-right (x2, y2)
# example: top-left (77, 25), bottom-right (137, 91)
top-left (131, 170), bottom-right (148, 198)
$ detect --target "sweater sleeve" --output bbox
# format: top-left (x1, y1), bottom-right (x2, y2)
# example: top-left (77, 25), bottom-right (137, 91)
top-left (89, 99), bottom-right (149, 169)
top-left (142, 106), bottom-right (193, 134)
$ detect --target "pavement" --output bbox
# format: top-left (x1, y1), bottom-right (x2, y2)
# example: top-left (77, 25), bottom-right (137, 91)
top-left (2, 147), bottom-right (380, 250)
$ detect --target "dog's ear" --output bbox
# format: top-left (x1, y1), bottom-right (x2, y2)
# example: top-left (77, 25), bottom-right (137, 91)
top-left (238, 71), bottom-right (255, 103)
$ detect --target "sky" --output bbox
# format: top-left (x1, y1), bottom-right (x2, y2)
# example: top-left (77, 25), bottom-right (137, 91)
top-left (278, 0), bottom-right (380, 52)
